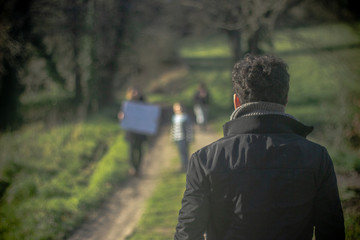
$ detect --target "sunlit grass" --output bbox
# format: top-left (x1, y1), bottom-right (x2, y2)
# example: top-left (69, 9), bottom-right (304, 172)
top-left (272, 23), bottom-right (360, 52)
top-left (178, 35), bottom-right (231, 58)
top-left (128, 157), bottom-right (185, 239)
top-left (0, 119), bottom-right (129, 240)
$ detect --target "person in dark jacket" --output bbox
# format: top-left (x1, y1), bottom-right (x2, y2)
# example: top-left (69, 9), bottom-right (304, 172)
top-left (174, 54), bottom-right (345, 240)
top-left (193, 83), bottom-right (210, 130)
top-left (118, 86), bottom-right (147, 176)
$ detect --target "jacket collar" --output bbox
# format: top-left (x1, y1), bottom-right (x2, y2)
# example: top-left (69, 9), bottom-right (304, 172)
top-left (230, 102), bottom-right (286, 120)
top-left (223, 114), bottom-right (314, 138)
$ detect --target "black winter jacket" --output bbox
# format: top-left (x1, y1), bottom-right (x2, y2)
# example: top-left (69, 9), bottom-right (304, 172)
top-left (175, 114), bottom-right (345, 240)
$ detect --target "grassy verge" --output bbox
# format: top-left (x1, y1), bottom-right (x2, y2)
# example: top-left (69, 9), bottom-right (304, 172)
top-left (127, 156), bottom-right (185, 239)
top-left (0, 118), bottom-right (129, 240)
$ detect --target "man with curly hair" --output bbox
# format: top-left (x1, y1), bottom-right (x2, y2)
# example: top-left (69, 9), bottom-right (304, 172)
top-left (175, 55), bottom-right (345, 239)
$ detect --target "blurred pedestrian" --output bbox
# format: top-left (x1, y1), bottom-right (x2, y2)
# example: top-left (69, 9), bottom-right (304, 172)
top-left (193, 83), bottom-right (210, 130)
top-left (175, 55), bottom-right (345, 239)
top-left (171, 102), bottom-right (194, 172)
top-left (118, 86), bottom-right (147, 176)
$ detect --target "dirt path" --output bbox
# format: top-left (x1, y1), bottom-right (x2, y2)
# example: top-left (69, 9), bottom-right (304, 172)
top-left (67, 121), bottom-right (360, 240)
top-left (67, 125), bottom-right (220, 240)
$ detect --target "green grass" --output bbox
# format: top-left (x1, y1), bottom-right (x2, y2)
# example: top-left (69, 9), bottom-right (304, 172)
top-left (272, 23), bottom-right (360, 51)
top-left (0, 118), bottom-right (129, 240)
top-left (128, 157), bottom-right (185, 240)
top-left (178, 35), bottom-right (231, 58)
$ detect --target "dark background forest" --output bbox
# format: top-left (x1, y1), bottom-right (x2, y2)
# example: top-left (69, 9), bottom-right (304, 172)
top-left (1, 0), bottom-right (359, 131)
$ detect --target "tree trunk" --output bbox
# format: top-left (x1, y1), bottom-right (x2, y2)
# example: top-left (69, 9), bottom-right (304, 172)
top-left (0, 60), bottom-right (24, 131)
top-left (248, 28), bottom-right (261, 55)
top-left (73, 39), bottom-right (83, 103)
top-left (0, 0), bottom-right (34, 131)
top-left (88, 0), bottom-right (131, 110)
top-left (226, 30), bottom-right (242, 63)
top-left (66, 0), bottom-right (85, 104)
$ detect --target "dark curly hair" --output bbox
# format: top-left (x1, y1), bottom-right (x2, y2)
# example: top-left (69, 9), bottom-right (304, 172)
top-left (232, 54), bottom-right (289, 105)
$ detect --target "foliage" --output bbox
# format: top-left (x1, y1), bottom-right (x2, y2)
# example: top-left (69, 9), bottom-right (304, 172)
top-left (0, 119), bottom-right (128, 240)
top-left (342, 194), bottom-right (360, 240)
top-left (0, 0), bottom-right (35, 131)
top-left (1, 0), bottom-right (157, 131)
top-left (344, 210), bottom-right (360, 240)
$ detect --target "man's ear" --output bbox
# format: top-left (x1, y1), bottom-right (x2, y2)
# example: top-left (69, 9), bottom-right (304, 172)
top-left (233, 94), bottom-right (241, 109)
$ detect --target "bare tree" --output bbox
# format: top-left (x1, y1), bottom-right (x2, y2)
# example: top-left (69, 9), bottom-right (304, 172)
top-left (64, 0), bottom-right (88, 103)
top-left (181, 0), bottom-right (293, 62)
top-left (87, 0), bottom-right (132, 110)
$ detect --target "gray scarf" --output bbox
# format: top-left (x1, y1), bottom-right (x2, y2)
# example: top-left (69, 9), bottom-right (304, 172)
top-left (230, 102), bottom-right (295, 120)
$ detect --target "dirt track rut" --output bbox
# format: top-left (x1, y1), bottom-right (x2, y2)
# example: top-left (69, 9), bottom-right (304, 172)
top-left (67, 126), bottom-right (220, 240)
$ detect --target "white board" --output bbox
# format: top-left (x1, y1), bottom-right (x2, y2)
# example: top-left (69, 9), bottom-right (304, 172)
top-left (120, 101), bottom-right (161, 135)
